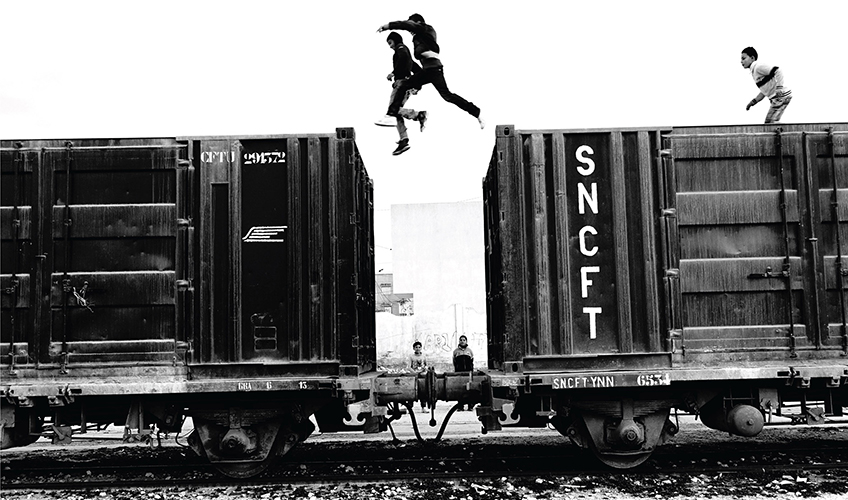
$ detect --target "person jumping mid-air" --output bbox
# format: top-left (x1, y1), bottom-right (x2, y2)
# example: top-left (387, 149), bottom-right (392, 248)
top-left (375, 31), bottom-right (428, 156)
top-left (377, 14), bottom-right (484, 130)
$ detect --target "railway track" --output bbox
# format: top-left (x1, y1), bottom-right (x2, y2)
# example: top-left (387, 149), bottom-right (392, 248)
top-left (3, 428), bottom-right (848, 492)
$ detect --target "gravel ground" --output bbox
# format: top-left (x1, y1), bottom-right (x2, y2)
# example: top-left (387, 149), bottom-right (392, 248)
top-left (2, 408), bottom-right (847, 500)
top-left (2, 476), bottom-right (848, 500)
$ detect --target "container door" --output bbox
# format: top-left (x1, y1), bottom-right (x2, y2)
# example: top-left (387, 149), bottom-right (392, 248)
top-left (665, 130), bottom-right (819, 360)
top-left (1, 144), bottom-right (36, 369)
top-left (2, 140), bottom-right (188, 368)
top-left (804, 130), bottom-right (848, 352)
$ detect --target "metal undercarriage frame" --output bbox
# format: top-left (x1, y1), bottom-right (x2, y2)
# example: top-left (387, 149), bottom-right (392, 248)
top-left (2, 361), bottom-right (846, 472)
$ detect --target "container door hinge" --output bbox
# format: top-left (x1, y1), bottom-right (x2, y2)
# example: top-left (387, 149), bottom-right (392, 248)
top-left (664, 268), bottom-right (680, 280)
top-left (4, 276), bottom-right (19, 295)
top-left (667, 329), bottom-right (684, 354)
top-left (660, 208), bottom-right (677, 219)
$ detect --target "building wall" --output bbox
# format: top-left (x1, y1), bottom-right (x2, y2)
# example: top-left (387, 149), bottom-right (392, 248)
top-left (375, 273), bottom-right (394, 312)
top-left (377, 201), bottom-right (487, 370)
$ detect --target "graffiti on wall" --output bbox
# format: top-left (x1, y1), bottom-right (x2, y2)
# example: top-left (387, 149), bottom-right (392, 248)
top-left (417, 331), bottom-right (486, 355)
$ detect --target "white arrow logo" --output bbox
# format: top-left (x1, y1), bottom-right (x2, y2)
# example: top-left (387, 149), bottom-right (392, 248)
top-left (243, 226), bottom-right (288, 243)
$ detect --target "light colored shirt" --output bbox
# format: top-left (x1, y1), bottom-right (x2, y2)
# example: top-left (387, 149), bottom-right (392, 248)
top-left (409, 353), bottom-right (428, 371)
top-left (749, 60), bottom-right (790, 99)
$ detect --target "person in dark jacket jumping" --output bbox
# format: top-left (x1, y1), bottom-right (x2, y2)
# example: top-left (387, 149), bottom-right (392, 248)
top-left (377, 14), bottom-right (484, 130)
top-left (376, 32), bottom-right (428, 156)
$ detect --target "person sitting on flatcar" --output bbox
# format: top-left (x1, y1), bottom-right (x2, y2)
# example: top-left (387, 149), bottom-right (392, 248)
top-left (452, 335), bottom-right (474, 411)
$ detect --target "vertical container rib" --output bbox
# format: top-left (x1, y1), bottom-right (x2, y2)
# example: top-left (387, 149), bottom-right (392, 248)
top-left (827, 130), bottom-right (848, 352)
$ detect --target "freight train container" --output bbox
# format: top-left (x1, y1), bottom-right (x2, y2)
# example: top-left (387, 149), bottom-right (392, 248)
top-left (0, 129), bottom-right (376, 476)
top-left (3, 123), bottom-right (845, 475)
top-left (483, 124), bottom-right (848, 467)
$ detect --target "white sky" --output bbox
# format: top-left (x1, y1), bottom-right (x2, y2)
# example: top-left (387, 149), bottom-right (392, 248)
top-left (3, 0), bottom-right (846, 271)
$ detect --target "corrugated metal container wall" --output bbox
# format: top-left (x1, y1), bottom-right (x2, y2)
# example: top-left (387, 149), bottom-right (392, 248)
top-left (0, 139), bottom-right (187, 367)
top-left (661, 124), bottom-right (848, 363)
top-left (1, 129), bottom-right (376, 377)
top-left (484, 125), bottom-right (671, 373)
top-left (187, 129), bottom-right (375, 377)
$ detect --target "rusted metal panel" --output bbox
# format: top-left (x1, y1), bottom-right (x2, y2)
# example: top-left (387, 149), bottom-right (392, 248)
top-left (0, 146), bottom-right (36, 367)
top-left (804, 130), bottom-right (848, 350)
top-left (484, 125), bottom-right (528, 367)
top-left (342, 133), bottom-right (376, 371)
top-left (1, 139), bottom-right (186, 367)
top-left (49, 204), bottom-right (176, 238)
top-left (667, 130), bottom-right (805, 356)
top-left (484, 126), bottom-right (671, 372)
top-left (190, 129), bottom-right (375, 376)
top-left (677, 191), bottom-right (799, 225)
top-left (665, 125), bottom-right (848, 360)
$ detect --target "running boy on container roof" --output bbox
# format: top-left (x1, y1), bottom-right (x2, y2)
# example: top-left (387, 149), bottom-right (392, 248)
top-left (740, 47), bottom-right (792, 124)
top-left (375, 31), bottom-right (428, 156)
top-left (376, 14), bottom-right (485, 130)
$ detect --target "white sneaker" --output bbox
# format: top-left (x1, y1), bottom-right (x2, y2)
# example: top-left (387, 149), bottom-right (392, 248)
top-left (374, 115), bottom-right (396, 127)
top-left (477, 114), bottom-right (485, 129)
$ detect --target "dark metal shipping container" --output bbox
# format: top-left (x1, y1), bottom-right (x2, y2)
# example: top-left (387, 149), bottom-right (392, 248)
top-left (484, 125), bottom-right (672, 372)
top-left (484, 124), bottom-right (847, 372)
top-left (0, 129), bottom-right (375, 378)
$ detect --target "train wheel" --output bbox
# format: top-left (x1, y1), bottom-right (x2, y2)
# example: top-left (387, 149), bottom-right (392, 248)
top-left (592, 449), bottom-right (653, 469)
top-left (187, 417), bottom-right (278, 478)
top-left (213, 457), bottom-right (274, 478)
top-left (188, 410), bottom-right (316, 479)
top-left (1, 407), bottom-right (42, 450)
top-left (556, 403), bottom-right (676, 469)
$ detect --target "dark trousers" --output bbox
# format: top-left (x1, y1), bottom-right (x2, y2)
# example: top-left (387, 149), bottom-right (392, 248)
top-left (388, 66), bottom-right (480, 119)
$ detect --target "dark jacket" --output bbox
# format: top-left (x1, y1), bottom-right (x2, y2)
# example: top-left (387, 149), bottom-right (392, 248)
top-left (392, 43), bottom-right (421, 80)
top-left (387, 20), bottom-right (442, 69)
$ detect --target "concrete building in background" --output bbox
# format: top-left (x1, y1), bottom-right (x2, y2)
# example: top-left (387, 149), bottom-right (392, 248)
top-left (376, 201), bottom-right (487, 370)
top-left (375, 273), bottom-right (413, 316)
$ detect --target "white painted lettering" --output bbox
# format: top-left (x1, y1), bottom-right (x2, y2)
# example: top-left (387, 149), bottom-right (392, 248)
top-left (578, 226), bottom-right (598, 256)
top-left (580, 266), bottom-right (600, 298)
top-left (576, 145), bottom-right (595, 176)
top-left (577, 182), bottom-right (598, 214)
top-left (584, 306), bottom-right (602, 339)
top-left (553, 375), bottom-right (615, 389)
top-left (575, 144), bottom-right (602, 342)
top-left (200, 151), bottom-right (240, 163)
